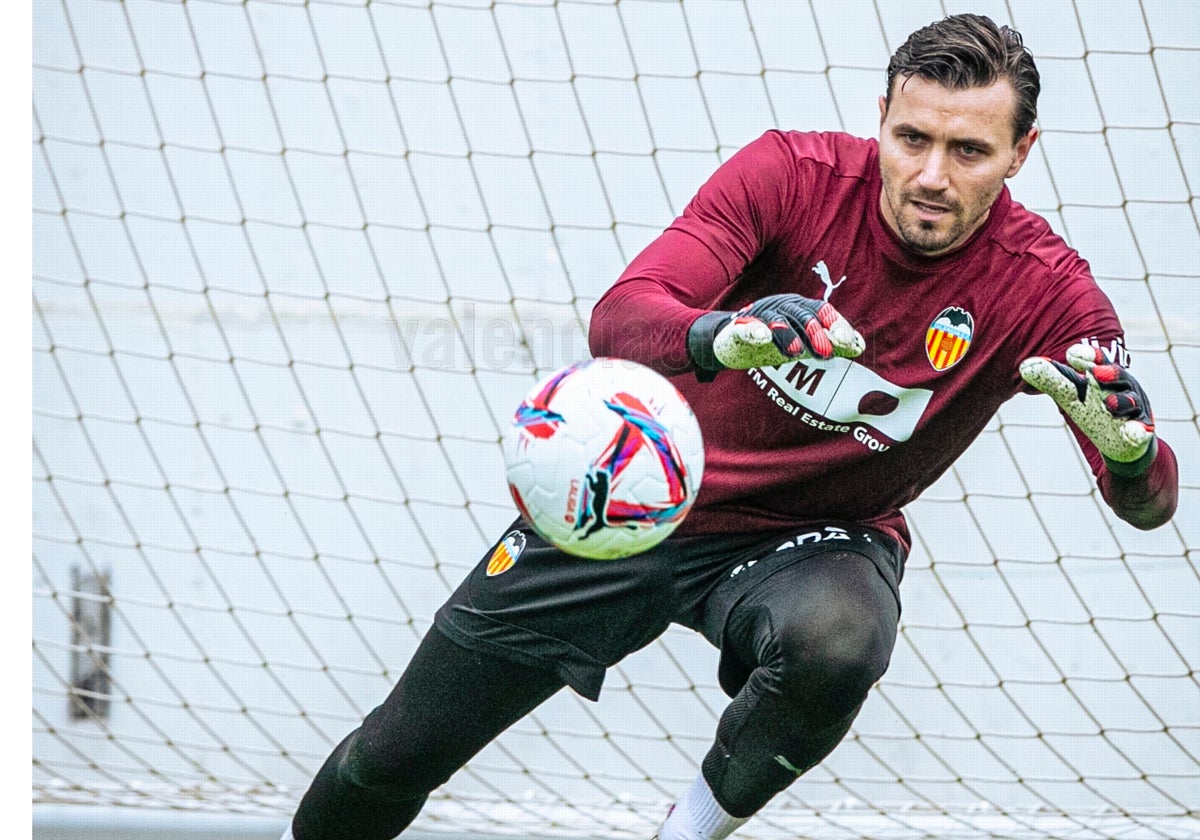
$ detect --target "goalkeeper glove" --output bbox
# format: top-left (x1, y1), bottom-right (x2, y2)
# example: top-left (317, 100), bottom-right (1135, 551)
top-left (687, 294), bottom-right (865, 374)
top-left (1019, 344), bottom-right (1156, 476)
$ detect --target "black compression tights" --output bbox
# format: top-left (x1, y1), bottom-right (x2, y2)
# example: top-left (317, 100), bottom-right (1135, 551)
top-left (290, 629), bottom-right (565, 840)
top-left (290, 552), bottom-right (897, 837)
top-left (702, 551), bottom-right (900, 817)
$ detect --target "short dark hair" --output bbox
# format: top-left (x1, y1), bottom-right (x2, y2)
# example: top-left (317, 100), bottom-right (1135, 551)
top-left (886, 14), bottom-right (1040, 141)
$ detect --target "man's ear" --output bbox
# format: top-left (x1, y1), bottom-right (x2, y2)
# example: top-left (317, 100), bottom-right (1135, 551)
top-left (878, 95), bottom-right (888, 127)
top-left (1007, 126), bottom-right (1040, 178)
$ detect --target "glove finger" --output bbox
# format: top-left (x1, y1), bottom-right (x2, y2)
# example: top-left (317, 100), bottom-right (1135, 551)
top-left (731, 315), bottom-right (774, 346)
top-left (1104, 390), bottom-right (1138, 418)
top-left (815, 302), bottom-right (841, 330)
top-left (1019, 356), bottom-right (1089, 406)
top-left (712, 315), bottom-right (791, 369)
top-left (1089, 363), bottom-right (1131, 390)
top-left (772, 298), bottom-right (831, 359)
top-left (1083, 361), bottom-right (1155, 426)
top-left (802, 318), bottom-right (834, 359)
top-left (1066, 343), bottom-right (1106, 373)
top-left (1119, 418), bottom-right (1154, 450)
top-left (765, 318), bottom-right (809, 358)
top-left (816, 302), bottom-right (866, 358)
top-left (1104, 391), bottom-right (1154, 429)
top-left (799, 302), bottom-right (837, 359)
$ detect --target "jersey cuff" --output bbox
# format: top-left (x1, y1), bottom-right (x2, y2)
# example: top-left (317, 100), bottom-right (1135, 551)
top-left (687, 311), bottom-right (731, 382)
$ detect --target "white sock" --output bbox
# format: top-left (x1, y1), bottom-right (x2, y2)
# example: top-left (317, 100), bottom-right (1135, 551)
top-left (657, 773), bottom-right (750, 840)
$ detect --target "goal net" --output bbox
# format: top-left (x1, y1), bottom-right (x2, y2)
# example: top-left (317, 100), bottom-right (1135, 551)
top-left (32, 1), bottom-right (1198, 838)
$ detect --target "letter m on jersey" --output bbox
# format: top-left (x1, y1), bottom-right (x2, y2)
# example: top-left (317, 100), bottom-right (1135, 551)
top-left (784, 362), bottom-right (826, 395)
top-left (763, 358), bottom-right (933, 443)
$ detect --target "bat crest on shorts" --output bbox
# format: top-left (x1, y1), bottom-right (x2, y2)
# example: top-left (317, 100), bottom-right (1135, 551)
top-left (486, 530), bottom-right (528, 577)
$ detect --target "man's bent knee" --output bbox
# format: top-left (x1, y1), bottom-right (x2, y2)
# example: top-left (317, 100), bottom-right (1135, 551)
top-left (337, 728), bottom-right (449, 800)
top-left (771, 609), bottom-right (894, 716)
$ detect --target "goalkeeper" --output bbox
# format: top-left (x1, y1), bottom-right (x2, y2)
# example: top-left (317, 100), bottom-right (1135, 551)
top-left (281, 13), bottom-right (1177, 840)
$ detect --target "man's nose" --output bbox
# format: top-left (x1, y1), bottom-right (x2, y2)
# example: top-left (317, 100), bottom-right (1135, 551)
top-left (916, 149), bottom-right (950, 192)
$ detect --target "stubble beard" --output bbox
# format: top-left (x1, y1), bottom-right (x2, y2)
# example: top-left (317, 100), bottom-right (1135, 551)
top-left (902, 216), bottom-right (965, 254)
top-left (896, 192), bottom-right (969, 255)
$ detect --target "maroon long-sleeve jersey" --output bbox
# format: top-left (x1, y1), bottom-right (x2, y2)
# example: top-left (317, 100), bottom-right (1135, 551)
top-left (588, 130), bottom-right (1177, 552)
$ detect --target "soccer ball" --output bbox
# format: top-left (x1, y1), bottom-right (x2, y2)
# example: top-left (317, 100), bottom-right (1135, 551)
top-left (503, 358), bottom-right (705, 560)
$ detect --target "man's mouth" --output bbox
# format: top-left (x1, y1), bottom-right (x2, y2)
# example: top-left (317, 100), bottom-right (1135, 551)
top-left (910, 198), bottom-right (952, 221)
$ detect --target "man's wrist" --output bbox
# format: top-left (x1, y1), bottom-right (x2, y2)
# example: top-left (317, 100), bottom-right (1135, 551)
top-left (686, 311), bottom-right (731, 377)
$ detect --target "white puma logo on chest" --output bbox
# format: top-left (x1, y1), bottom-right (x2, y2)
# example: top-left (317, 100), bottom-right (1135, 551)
top-left (813, 260), bottom-right (846, 302)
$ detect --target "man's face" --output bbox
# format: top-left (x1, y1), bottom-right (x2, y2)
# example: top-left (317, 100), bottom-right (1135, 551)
top-left (877, 75), bottom-right (1037, 257)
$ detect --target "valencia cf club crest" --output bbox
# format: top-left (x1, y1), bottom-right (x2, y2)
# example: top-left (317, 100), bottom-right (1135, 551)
top-left (925, 307), bottom-right (974, 371)
top-left (486, 530), bottom-right (527, 577)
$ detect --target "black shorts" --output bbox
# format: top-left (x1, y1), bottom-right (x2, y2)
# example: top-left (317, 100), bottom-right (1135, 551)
top-left (435, 517), bottom-right (904, 701)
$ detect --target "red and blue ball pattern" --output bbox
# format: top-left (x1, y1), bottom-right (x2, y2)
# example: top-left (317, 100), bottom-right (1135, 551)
top-left (503, 359), bottom-right (704, 560)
